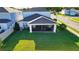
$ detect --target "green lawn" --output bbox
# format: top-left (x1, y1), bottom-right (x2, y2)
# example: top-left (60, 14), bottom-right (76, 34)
top-left (1, 29), bottom-right (79, 51)
top-left (57, 13), bottom-right (66, 16)
top-left (71, 18), bottom-right (79, 23)
top-left (13, 40), bottom-right (35, 51)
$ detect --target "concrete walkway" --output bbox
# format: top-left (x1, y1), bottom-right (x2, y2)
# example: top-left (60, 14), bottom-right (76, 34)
top-left (56, 15), bottom-right (79, 32)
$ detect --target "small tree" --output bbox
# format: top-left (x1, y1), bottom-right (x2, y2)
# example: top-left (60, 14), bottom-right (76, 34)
top-left (53, 19), bottom-right (57, 22)
top-left (46, 7), bottom-right (63, 12)
top-left (60, 24), bottom-right (67, 30)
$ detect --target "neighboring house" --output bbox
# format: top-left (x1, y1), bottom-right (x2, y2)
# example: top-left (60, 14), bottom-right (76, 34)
top-left (25, 7), bottom-right (48, 12)
top-left (60, 8), bottom-right (78, 16)
top-left (0, 13), bottom-right (15, 31)
top-left (0, 7), bottom-right (8, 12)
top-left (0, 19), bottom-right (12, 30)
top-left (0, 7), bottom-right (15, 41)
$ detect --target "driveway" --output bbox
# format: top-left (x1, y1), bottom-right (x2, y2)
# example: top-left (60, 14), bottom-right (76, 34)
top-left (56, 15), bottom-right (79, 32)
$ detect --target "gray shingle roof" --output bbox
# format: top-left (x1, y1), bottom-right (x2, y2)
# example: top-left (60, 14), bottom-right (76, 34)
top-left (25, 7), bottom-right (48, 12)
top-left (23, 14), bottom-right (41, 22)
top-left (0, 19), bottom-right (11, 23)
top-left (0, 7), bottom-right (8, 12)
top-left (30, 17), bottom-right (55, 24)
top-left (23, 13), bottom-right (55, 24)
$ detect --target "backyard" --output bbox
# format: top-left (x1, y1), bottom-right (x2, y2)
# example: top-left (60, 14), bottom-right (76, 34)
top-left (1, 27), bottom-right (79, 51)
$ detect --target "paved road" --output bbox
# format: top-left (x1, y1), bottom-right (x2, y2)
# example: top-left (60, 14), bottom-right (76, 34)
top-left (56, 15), bottom-right (79, 32)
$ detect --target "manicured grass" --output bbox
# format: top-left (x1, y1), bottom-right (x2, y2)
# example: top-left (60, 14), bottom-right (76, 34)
top-left (13, 40), bottom-right (35, 51)
top-left (57, 13), bottom-right (66, 16)
top-left (71, 18), bottom-right (79, 23)
top-left (1, 29), bottom-right (79, 51)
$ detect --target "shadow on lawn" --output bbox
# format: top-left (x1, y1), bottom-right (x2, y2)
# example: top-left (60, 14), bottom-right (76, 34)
top-left (1, 31), bottom-right (24, 51)
top-left (1, 33), bottom-right (20, 51)
top-left (2, 40), bottom-right (19, 51)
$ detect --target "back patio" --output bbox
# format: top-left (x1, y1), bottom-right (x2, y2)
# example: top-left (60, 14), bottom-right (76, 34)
top-left (32, 25), bottom-right (54, 32)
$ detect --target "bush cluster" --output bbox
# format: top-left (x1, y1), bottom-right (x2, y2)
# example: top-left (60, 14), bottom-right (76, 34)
top-left (57, 24), bottom-right (67, 31)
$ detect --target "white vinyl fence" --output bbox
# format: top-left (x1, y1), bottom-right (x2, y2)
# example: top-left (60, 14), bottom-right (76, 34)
top-left (0, 28), bottom-right (14, 41)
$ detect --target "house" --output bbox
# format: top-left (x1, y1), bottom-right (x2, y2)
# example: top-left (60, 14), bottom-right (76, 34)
top-left (14, 7), bottom-right (57, 33)
top-left (0, 7), bottom-right (15, 41)
top-left (0, 19), bottom-right (12, 30)
top-left (60, 8), bottom-right (78, 16)
top-left (0, 7), bottom-right (57, 34)
top-left (0, 13), bottom-right (15, 32)
top-left (0, 7), bottom-right (57, 41)
top-left (18, 13), bottom-right (56, 33)
top-left (0, 7), bottom-right (8, 12)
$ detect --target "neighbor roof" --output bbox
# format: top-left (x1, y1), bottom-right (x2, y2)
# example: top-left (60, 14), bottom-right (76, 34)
top-left (23, 14), bottom-right (41, 22)
top-left (25, 7), bottom-right (48, 12)
top-left (0, 7), bottom-right (8, 12)
top-left (0, 19), bottom-right (11, 23)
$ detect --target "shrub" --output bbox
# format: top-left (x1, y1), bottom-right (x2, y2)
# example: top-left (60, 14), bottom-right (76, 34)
top-left (60, 24), bottom-right (67, 30)
top-left (57, 24), bottom-right (67, 31)
top-left (14, 22), bottom-right (20, 31)
top-left (53, 19), bottom-right (57, 22)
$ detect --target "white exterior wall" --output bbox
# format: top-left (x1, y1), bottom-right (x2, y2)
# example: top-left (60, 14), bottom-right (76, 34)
top-left (51, 14), bottom-right (56, 19)
top-left (61, 9), bottom-right (77, 16)
top-left (0, 23), bottom-right (8, 30)
top-left (65, 10), bottom-right (70, 15)
top-left (59, 9), bottom-right (65, 14)
top-left (0, 13), bottom-right (15, 30)
top-left (10, 13), bottom-right (16, 22)
top-left (18, 21), bottom-right (28, 30)
top-left (0, 28), bottom-right (14, 41)
top-left (53, 24), bottom-right (56, 33)
top-left (16, 12), bottom-right (23, 22)
top-left (23, 12), bottom-right (51, 18)
top-left (0, 21), bottom-right (15, 31)
top-left (70, 9), bottom-right (76, 16)
top-left (18, 21), bottom-right (24, 29)
top-left (0, 13), bottom-right (11, 19)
